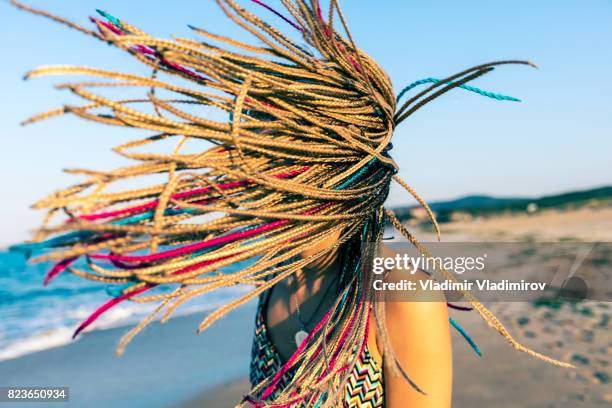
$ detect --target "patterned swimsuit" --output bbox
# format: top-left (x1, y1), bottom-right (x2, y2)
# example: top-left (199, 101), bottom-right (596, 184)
top-left (249, 289), bottom-right (385, 407)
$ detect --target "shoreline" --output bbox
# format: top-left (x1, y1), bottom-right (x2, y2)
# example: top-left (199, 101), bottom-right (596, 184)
top-left (0, 303), bottom-right (257, 408)
top-left (2, 299), bottom-right (608, 407)
top-left (1, 206), bottom-right (610, 407)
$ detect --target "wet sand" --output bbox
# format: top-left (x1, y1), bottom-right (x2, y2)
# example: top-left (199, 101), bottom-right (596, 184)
top-left (0, 305), bottom-right (256, 408)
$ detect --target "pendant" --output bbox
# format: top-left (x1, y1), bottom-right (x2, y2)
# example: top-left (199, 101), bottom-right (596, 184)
top-left (294, 330), bottom-right (308, 347)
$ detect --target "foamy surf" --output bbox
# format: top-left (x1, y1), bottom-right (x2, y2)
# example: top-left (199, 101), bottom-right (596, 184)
top-left (0, 249), bottom-right (254, 361)
top-left (0, 326), bottom-right (76, 361)
top-left (0, 284), bottom-right (253, 362)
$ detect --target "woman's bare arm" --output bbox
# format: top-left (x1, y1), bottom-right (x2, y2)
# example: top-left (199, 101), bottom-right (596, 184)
top-left (382, 269), bottom-right (453, 407)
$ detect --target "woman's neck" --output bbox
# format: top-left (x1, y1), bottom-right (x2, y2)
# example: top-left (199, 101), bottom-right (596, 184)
top-left (292, 247), bottom-right (341, 303)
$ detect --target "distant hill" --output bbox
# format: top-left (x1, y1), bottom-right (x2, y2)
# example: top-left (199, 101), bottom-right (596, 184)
top-left (426, 195), bottom-right (526, 212)
top-left (392, 186), bottom-right (612, 223)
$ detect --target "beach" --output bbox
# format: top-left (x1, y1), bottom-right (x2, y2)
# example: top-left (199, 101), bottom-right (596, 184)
top-left (0, 305), bottom-right (256, 408)
top-left (437, 206), bottom-right (612, 242)
top-left (2, 0), bottom-right (611, 404)
top-left (182, 304), bottom-right (610, 408)
top-left (1, 300), bottom-right (608, 407)
top-left (1, 206), bottom-right (610, 407)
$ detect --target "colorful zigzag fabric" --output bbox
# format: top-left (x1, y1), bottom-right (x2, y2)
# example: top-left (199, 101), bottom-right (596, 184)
top-left (250, 290), bottom-right (384, 407)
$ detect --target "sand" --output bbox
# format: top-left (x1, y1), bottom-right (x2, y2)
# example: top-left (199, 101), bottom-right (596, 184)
top-left (180, 304), bottom-right (610, 407)
top-left (180, 206), bottom-right (612, 407)
top-left (1, 206), bottom-right (610, 407)
top-left (0, 305), bottom-right (257, 408)
top-left (439, 207), bottom-right (612, 242)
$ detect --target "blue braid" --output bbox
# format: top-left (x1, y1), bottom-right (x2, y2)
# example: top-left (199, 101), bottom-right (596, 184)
top-left (96, 9), bottom-right (123, 30)
top-left (396, 77), bottom-right (520, 103)
top-left (9, 231), bottom-right (92, 253)
top-left (449, 317), bottom-right (482, 356)
top-left (336, 158), bottom-right (377, 190)
top-left (113, 207), bottom-right (194, 226)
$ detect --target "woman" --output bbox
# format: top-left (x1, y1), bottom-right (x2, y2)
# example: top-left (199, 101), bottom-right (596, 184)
top-left (11, 1), bottom-right (571, 406)
top-left (250, 231), bottom-right (452, 407)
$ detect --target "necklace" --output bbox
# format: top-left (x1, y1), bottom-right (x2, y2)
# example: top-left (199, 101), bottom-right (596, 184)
top-left (291, 272), bottom-right (337, 347)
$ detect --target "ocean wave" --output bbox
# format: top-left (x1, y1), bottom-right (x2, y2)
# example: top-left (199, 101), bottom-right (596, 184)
top-left (0, 250), bottom-right (254, 361)
top-left (0, 326), bottom-right (77, 361)
top-left (0, 284), bottom-right (253, 362)
top-left (0, 286), bottom-right (104, 305)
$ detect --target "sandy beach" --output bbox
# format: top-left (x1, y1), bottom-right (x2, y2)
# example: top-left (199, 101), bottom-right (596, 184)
top-left (2, 298), bottom-right (608, 407)
top-left (437, 206), bottom-right (612, 242)
top-left (1, 206), bottom-right (610, 407)
top-left (180, 206), bottom-right (611, 407)
top-left (0, 304), bottom-right (257, 408)
top-left (182, 304), bottom-right (610, 407)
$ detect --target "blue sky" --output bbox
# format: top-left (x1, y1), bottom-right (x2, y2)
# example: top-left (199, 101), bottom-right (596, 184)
top-left (1, 1), bottom-right (611, 246)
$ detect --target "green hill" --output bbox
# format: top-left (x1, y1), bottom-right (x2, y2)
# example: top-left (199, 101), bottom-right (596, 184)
top-left (392, 186), bottom-right (612, 223)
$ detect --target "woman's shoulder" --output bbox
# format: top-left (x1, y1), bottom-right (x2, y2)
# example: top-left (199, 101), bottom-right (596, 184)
top-left (371, 243), bottom-right (450, 354)
top-left (377, 243), bottom-right (444, 298)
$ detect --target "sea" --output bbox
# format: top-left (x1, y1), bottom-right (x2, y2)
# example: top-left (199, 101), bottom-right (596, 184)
top-left (0, 250), bottom-right (252, 362)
